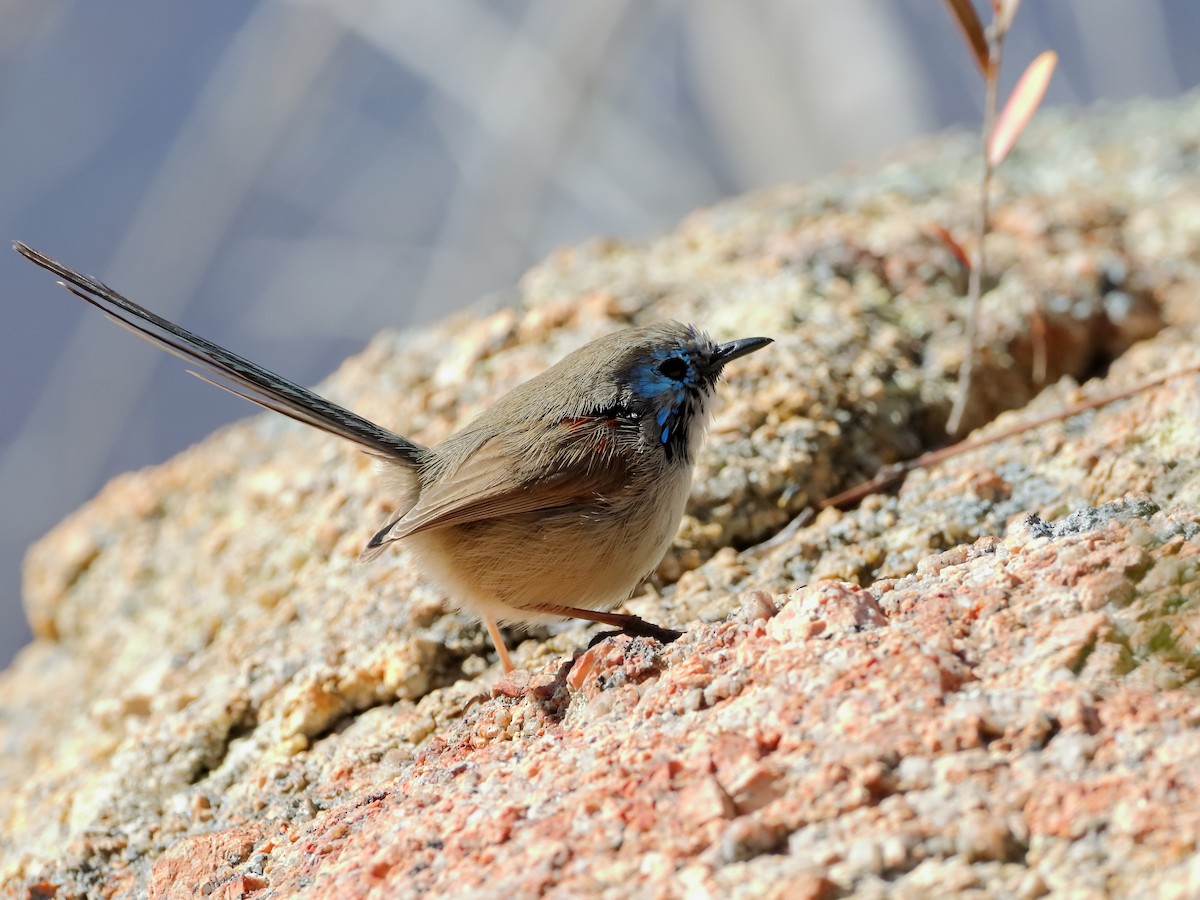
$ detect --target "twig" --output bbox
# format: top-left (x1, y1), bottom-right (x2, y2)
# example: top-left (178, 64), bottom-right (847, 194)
top-left (821, 363), bottom-right (1200, 510)
top-left (945, 24), bottom-right (1003, 436)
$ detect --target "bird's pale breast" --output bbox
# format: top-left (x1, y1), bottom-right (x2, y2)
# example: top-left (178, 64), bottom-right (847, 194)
top-left (406, 461), bottom-right (693, 625)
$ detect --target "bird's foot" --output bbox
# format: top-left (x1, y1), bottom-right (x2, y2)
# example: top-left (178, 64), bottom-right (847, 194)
top-left (587, 615), bottom-right (684, 649)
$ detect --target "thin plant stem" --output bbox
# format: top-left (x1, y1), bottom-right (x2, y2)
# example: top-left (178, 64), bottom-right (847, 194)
top-left (821, 362), bottom-right (1200, 511)
top-left (946, 31), bottom-right (1004, 436)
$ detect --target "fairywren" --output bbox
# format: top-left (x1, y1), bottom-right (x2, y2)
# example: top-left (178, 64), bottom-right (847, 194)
top-left (14, 242), bottom-right (771, 672)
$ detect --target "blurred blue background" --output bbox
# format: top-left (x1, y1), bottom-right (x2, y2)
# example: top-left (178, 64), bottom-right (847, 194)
top-left (2, 0), bottom-right (1197, 668)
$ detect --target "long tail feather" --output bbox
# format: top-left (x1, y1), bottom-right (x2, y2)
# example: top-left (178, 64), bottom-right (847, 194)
top-left (14, 242), bottom-right (427, 466)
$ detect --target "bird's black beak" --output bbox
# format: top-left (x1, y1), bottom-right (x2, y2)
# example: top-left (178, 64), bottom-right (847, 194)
top-left (714, 336), bottom-right (773, 366)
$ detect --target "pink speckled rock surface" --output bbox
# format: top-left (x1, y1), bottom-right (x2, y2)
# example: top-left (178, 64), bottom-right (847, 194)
top-left (3, 94), bottom-right (1200, 898)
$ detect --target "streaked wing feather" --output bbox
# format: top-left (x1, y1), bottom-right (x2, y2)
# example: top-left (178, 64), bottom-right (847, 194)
top-left (366, 431), bottom-right (625, 550)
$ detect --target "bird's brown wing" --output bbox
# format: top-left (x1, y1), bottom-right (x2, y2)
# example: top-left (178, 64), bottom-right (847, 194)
top-left (362, 425), bottom-right (627, 557)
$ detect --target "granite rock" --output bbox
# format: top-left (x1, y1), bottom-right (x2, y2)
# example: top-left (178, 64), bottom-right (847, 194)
top-left (2, 93), bottom-right (1200, 898)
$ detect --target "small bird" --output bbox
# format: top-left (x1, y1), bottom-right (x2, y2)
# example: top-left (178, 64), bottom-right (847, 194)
top-left (14, 242), bottom-right (771, 672)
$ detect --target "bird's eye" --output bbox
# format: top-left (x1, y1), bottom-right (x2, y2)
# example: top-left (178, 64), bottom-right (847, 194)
top-left (657, 357), bottom-right (689, 381)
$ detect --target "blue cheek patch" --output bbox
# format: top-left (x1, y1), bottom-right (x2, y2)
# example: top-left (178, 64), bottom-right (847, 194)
top-left (656, 396), bottom-right (685, 445)
top-left (632, 349), bottom-right (697, 447)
